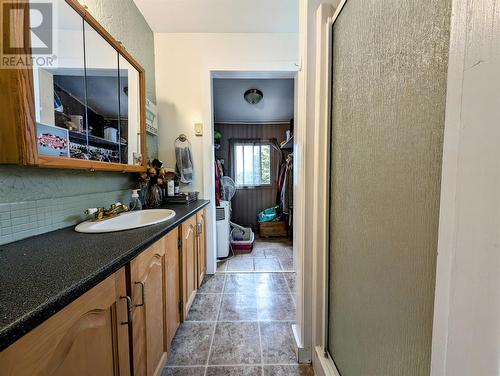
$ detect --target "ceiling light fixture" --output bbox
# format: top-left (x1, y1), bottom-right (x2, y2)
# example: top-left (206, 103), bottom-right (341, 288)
top-left (244, 89), bottom-right (263, 104)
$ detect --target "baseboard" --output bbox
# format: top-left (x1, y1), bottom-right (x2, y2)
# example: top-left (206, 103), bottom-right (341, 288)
top-left (313, 346), bottom-right (341, 376)
top-left (292, 324), bottom-right (312, 364)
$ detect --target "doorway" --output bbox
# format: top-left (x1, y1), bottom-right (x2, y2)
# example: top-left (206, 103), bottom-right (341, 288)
top-left (212, 77), bottom-right (295, 276)
top-left (163, 70), bottom-right (311, 374)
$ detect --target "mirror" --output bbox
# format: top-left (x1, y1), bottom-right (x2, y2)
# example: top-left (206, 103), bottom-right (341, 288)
top-left (32, 0), bottom-right (86, 159)
top-left (83, 20), bottom-right (121, 163)
top-left (30, 0), bottom-right (144, 167)
top-left (119, 54), bottom-right (142, 166)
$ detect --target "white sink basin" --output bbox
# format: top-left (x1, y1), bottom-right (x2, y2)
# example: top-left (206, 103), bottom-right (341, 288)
top-left (75, 209), bottom-right (176, 233)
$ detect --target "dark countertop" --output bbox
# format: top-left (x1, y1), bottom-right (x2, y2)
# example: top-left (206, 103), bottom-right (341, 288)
top-left (0, 199), bottom-right (209, 351)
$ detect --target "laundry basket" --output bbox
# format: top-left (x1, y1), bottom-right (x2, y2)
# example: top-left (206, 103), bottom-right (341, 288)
top-left (230, 224), bottom-right (255, 254)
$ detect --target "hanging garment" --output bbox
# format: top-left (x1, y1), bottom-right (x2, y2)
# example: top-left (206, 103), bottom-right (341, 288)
top-left (281, 156), bottom-right (293, 214)
top-left (278, 163), bottom-right (287, 194)
top-left (217, 159), bottom-right (224, 177)
top-left (215, 161), bottom-right (221, 206)
top-left (175, 137), bottom-right (194, 183)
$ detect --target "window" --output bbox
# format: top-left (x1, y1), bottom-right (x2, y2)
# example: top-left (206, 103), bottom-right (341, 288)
top-left (233, 142), bottom-right (271, 187)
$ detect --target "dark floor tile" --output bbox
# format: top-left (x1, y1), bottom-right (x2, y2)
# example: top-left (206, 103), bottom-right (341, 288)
top-left (219, 294), bottom-right (258, 321)
top-left (253, 241), bottom-right (276, 250)
top-left (186, 293), bottom-right (221, 321)
top-left (167, 322), bottom-right (214, 366)
top-left (209, 322), bottom-right (261, 365)
top-left (240, 248), bottom-right (266, 257)
top-left (257, 293), bottom-right (296, 321)
top-left (162, 367), bottom-right (206, 376)
top-left (279, 257), bottom-right (294, 271)
top-left (255, 237), bottom-right (292, 246)
top-left (263, 365), bottom-right (314, 376)
top-left (284, 273), bottom-right (296, 292)
top-left (264, 248), bottom-right (289, 259)
top-left (255, 273), bottom-right (289, 295)
top-left (206, 366), bottom-right (262, 376)
top-left (224, 274), bottom-right (257, 294)
top-left (199, 274), bottom-right (226, 293)
top-left (254, 257), bottom-right (282, 271)
top-left (226, 257), bottom-right (255, 271)
top-left (260, 321), bottom-right (297, 364)
top-left (254, 248), bottom-right (267, 257)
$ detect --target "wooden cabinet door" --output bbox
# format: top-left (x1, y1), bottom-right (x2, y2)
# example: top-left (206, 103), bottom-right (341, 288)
top-left (0, 268), bottom-right (130, 376)
top-left (196, 209), bottom-right (207, 287)
top-left (131, 239), bottom-right (166, 376)
top-left (180, 215), bottom-right (198, 319)
top-left (164, 228), bottom-right (180, 353)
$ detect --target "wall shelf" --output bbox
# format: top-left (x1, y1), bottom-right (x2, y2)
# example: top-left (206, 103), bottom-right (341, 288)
top-left (69, 130), bottom-right (127, 148)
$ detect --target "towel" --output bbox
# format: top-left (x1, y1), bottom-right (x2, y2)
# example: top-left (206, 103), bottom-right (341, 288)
top-left (175, 141), bottom-right (194, 183)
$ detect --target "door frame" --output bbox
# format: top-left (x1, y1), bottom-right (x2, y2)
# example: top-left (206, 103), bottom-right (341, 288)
top-left (309, 2), bottom-right (343, 375)
top-left (201, 67), bottom-right (298, 276)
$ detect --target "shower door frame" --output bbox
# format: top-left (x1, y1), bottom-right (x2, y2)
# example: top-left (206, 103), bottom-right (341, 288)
top-left (310, 2), bottom-right (347, 376)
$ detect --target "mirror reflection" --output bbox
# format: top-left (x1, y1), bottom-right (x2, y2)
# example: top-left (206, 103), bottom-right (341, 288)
top-left (31, 0), bottom-right (142, 166)
top-left (83, 20), bottom-right (121, 163)
top-left (119, 54), bottom-right (142, 166)
top-left (32, 0), bottom-right (85, 158)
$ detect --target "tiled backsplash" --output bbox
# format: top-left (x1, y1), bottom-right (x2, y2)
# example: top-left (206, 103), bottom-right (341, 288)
top-left (0, 190), bottom-right (130, 245)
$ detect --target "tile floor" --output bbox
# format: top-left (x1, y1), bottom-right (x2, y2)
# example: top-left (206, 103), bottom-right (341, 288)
top-left (162, 272), bottom-right (313, 376)
top-left (217, 238), bottom-right (294, 273)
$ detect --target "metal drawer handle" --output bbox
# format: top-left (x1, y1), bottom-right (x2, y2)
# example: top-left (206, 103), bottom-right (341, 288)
top-left (120, 295), bottom-right (132, 326)
top-left (135, 281), bottom-right (145, 307)
top-left (197, 222), bottom-right (202, 235)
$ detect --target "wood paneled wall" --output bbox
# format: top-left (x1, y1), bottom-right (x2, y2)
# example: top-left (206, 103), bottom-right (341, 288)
top-left (215, 123), bottom-right (289, 229)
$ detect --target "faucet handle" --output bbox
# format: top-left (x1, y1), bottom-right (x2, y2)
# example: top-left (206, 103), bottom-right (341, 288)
top-left (84, 207), bottom-right (105, 221)
top-left (111, 202), bottom-right (128, 211)
top-left (85, 208), bottom-right (99, 215)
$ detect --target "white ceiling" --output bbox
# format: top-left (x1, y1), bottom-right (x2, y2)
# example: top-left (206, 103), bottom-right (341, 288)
top-left (213, 78), bottom-right (294, 123)
top-left (133, 0), bottom-right (299, 33)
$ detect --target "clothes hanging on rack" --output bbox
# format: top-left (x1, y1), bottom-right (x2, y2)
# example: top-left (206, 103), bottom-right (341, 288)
top-left (214, 161), bottom-right (221, 206)
top-left (214, 158), bottom-right (226, 206)
top-left (277, 163), bottom-right (287, 196)
top-left (280, 154), bottom-right (293, 215)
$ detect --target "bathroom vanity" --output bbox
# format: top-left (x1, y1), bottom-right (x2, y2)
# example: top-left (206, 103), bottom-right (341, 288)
top-left (0, 0), bottom-right (147, 172)
top-left (0, 201), bottom-right (209, 376)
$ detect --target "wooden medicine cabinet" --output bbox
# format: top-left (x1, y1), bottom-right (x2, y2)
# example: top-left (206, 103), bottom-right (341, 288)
top-left (0, 0), bottom-right (147, 172)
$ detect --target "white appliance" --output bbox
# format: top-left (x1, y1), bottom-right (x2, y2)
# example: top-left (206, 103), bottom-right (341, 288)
top-left (216, 200), bottom-right (231, 258)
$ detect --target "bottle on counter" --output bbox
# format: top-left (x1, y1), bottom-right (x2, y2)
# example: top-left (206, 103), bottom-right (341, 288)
top-left (174, 178), bottom-right (180, 195)
top-left (130, 189), bottom-right (142, 210)
top-left (167, 179), bottom-right (175, 196)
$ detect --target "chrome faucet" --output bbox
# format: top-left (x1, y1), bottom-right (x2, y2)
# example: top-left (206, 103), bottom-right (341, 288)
top-left (85, 202), bottom-right (129, 221)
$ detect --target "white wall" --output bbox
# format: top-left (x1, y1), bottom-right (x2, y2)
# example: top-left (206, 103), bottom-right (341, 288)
top-left (154, 33), bottom-right (298, 192)
top-left (154, 33), bottom-right (298, 275)
top-left (431, 0), bottom-right (500, 375)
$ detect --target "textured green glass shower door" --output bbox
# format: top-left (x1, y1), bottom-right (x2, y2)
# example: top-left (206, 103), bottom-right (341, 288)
top-left (327, 0), bottom-right (451, 375)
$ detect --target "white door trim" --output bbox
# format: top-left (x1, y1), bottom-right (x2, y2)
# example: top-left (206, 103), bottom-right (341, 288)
top-left (293, 0), bottom-right (309, 362)
top-left (201, 64), bottom-right (298, 277)
top-left (310, 2), bottom-right (344, 375)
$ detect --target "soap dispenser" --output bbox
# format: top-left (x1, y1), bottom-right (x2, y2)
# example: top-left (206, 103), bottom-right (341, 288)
top-left (130, 189), bottom-right (142, 211)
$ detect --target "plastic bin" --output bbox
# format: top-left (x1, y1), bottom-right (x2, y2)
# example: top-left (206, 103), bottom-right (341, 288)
top-left (230, 228), bottom-right (255, 254)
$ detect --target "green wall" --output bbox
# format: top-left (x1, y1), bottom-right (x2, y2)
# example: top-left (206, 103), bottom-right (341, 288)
top-left (0, 0), bottom-right (156, 245)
